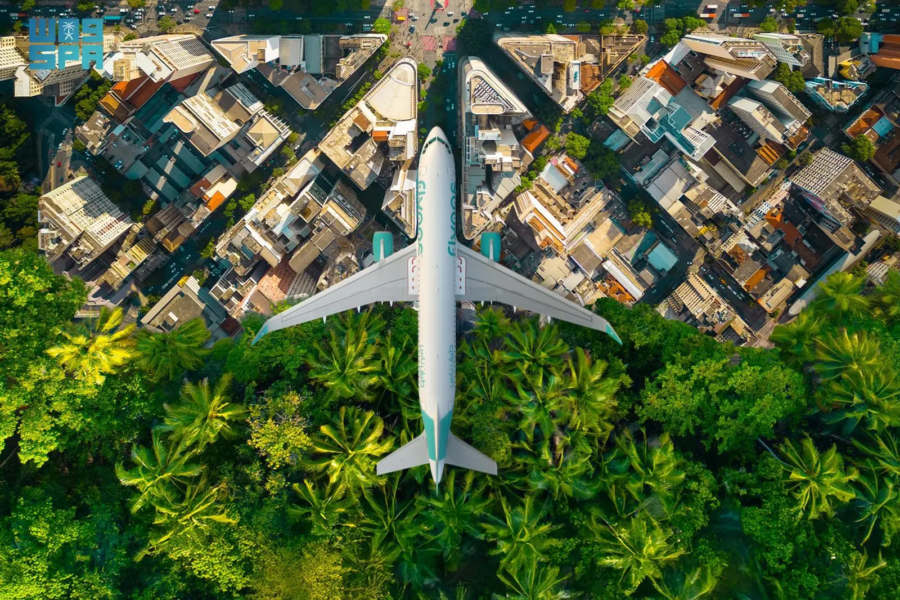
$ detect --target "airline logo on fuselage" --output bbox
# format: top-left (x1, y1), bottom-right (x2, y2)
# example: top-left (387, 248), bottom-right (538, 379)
top-left (448, 181), bottom-right (456, 257)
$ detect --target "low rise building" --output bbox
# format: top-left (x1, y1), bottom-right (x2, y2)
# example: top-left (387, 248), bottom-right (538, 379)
top-left (494, 32), bottom-right (644, 112)
top-left (142, 275), bottom-right (241, 341)
top-left (804, 77), bottom-right (868, 112)
top-left (752, 33), bottom-right (810, 68)
top-left (843, 76), bottom-right (900, 183)
top-left (37, 176), bottom-right (132, 269)
top-left (211, 34), bottom-right (386, 109)
top-left (459, 56), bottom-right (532, 240)
top-left (320, 58), bottom-right (418, 190)
top-left (789, 148), bottom-right (882, 231)
top-left (728, 96), bottom-right (807, 150)
top-left (682, 34), bottom-right (777, 80)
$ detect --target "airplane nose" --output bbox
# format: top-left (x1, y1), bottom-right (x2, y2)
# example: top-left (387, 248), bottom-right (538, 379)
top-left (428, 126), bottom-right (447, 144)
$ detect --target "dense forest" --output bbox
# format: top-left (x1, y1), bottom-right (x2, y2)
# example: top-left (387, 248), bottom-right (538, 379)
top-left (3, 246), bottom-right (900, 598)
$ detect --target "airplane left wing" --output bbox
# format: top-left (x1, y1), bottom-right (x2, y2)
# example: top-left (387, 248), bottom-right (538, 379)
top-left (252, 244), bottom-right (418, 344)
top-left (456, 244), bottom-right (622, 344)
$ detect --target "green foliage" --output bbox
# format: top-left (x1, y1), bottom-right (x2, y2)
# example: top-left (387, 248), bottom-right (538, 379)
top-left (417, 62), bottom-right (432, 82)
top-left (760, 16), bottom-right (779, 32)
top-left (73, 70), bottom-right (113, 121)
top-left (774, 157), bottom-right (790, 170)
top-left (836, 15), bottom-right (864, 41)
top-left (157, 15), bottom-right (175, 33)
top-left (545, 21), bottom-right (557, 34)
top-left (633, 19), bottom-right (648, 34)
top-left (843, 134), bottom-right (877, 163)
top-left (372, 17), bottom-right (391, 34)
top-left (618, 74), bottom-right (633, 91)
top-left (799, 151), bottom-right (814, 166)
top-left (564, 133), bottom-right (590, 159)
top-left (563, 0), bottom-right (577, 11)
top-left (774, 62), bottom-right (806, 93)
top-left (627, 197), bottom-right (653, 228)
top-left (576, 21), bottom-right (591, 33)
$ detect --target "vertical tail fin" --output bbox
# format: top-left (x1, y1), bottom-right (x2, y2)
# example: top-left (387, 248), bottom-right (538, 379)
top-left (445, 434), bottom-right (497, 475)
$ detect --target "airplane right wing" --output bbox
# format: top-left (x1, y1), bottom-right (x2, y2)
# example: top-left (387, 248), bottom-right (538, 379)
top-left (252, 243), bottom-right (417, 344)
top-left (456, 244), bottom-right (622, 344)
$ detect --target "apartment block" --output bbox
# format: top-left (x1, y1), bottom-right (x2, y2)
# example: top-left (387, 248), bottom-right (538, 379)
top-left (682, 34), bottom-right (776, 80)
top-left (0, 36), bottom-right (26, 81)
top-left (211, 34), bottom-right (386, 109)
top-left (38, 176), bottom-right (132, 267)
top-left (163, 82), bottom-right (290, 175)
top-left (744, 80), bottom-right (811, 125)
top-left (789, 148), bottom-right (882, 231)
top-left (513, 156), bottom-right (612, 254)
top-left (382, 162), bottom-right (418, 238)
top-left (320, 58), bottom-right (418, 190)
top-left (100, 34), bottom-right (214, 85)
top-left (459, 56), bottom-right (532, 240)
top-left (728, 96), bottom-right (807, 150)
top-left (142, 275), bottom-right (240, 341)
top-left (752, 33), bottom-right (810, 67)
top-left (608, 76), bottom-right (715, 161)
top-left (494, 32), bottom-right (644, 112)
top-left (843, 77), bottom-right (900, 183)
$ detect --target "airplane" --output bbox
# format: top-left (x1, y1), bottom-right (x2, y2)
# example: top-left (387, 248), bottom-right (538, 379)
top-left (251, 126), bottom-right (621, 484)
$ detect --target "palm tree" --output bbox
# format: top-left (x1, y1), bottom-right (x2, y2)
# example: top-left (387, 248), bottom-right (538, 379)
top-left (503, 320), bottom-right (567, 382)
top-left (329, 309), bottom-right (386, 344)
top-left (289, 480), bottom-right (353, 537)
top-left (472, 306), bottom-right (511, 348)
top-left (565, 348), bottom-right (620, 440)
top-left (164, 374), bottom-right (246, 450)
top-left (139, 472), bottom-right (234, 560)
top-left (846, 551), bottom-right (887, 600)
top-left (853, 431), bottom-right (900, 477)
top-left (820, 369), bottom-right (900, 434)
top-left (769, 312), bottom-right (822, 368)
top-left (606, 429), bottom-right (686, 520)
top-left (360, 474), bottom-right (419, 555)
top-left (481, 495), bottom-right (561, 571)
top-left (303, 406), bottom-right (394, 495)
top-left (871, 270), bottom-right (900, 322)
top-left (418, 470), bottom-right (492, 563)
top-left (651, 565), bottom-right (719, 600)
top-left (779, 437), bottom-right (858, 519)
top-left (511, 372), bottom-right (571, 443)
top-left (815, 330), bottom-right (884, 383)
top-left (308, 325), bottom-right (380, 404)
top-left (496, 557), bottom-right (574, 600)
top-left (372, 334), bottom-right (417, 410)
top-left (135, 318), bottom-right (210, 381)
top-left (852, 469), bottom-right (900, 545)
top-left (812, 271), bottom-right (869, 316)
top-left (116, 428), bottom-right (203, 513)
top-left (524, 438), bottom-right (601, 501)
top-left (46, 306), bottom-right (137, 385)
top-left (591, 512), bottom-right (685, 594)
top-left (342, 535), bottom-right (401, 597)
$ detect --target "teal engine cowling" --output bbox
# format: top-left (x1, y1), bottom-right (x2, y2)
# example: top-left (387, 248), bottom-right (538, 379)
top-left (373, 232), bottom-right (394, 262)
top-left (480, 232), bottom-right (501, 262)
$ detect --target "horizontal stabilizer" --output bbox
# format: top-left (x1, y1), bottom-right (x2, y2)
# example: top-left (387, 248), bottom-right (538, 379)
top-left (377, 434), bottom-right (428, 475)
top-left (446, 434), bottom-right (497, 475)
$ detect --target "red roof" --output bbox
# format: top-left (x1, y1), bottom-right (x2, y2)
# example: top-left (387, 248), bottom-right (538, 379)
top-left (522, 125), bottom-right (550, 154)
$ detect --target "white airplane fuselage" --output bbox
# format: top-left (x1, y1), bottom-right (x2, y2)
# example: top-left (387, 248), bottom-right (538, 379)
top-left (415, 127), bottom-right (457, 484)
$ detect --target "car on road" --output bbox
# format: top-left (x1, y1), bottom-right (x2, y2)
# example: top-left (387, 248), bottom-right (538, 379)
top-left (194, 8), bottom-right (200, 13)
top-left (205, 13), bottom-right (213, 17)
top-left (57, 161), bottom-right (61, 168)
top-left (405, 41), bottom-right (412, 47)
top-left (410, 25), bottom-right (415, 32)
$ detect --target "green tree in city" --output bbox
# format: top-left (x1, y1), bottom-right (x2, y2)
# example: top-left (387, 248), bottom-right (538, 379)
top-left (843, 134), bottom-right (876, 163)
top-left (135, 319), bottom-right (211, 381)
top-left (46, 307), bottom-right (137, 386)
top-left (373, 18), bottom-right (392, 35)
top-left (164, 374), bottom-right (246, 450)
top-left (760, 16), bottom-right (778, 32)
top-left (564, 133), bottom-right (590, 160)
top-left (633, 19), bottom-right (648, 34)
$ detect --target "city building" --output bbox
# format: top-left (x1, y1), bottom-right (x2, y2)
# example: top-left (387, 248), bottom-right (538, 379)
top-left (682, 34), bottom-right (777, 80)
top-left (0, 36), bottom-right (27, 81)
top-left (99, 34), bottom-right (214, 85)
top-left (142, 275), bottom-right (241, 341)
top-left (215, 149), bottom-right (326, 276)
top-left (513, 155), bottom-right (614, 254)
top-left (163, 82), bottom-right (290, 175)
top-left (458, 56), bottom-right (532, 240)
top-left (211, 34), bottom-right (386, 109)
top-left (744, 79), bottom-right (811, 126)
top-left (608, 76), bottom-right (715, 161)
top-left (320, 58), bottom-right (418, 190)
top-left (382, 161), bottom-right (418, 238)
top-left (804, 78), bottom-right (868, 112)
top-left (752, 33), bottom-right (810, 67)
top-left (843, 77), bottom-right (900, 183)
top-left (37, 176), bottom-right (132, 268)
top-left (704, 118), bottom-right (773, 190)
top-left (661, 272), bottom-right (753, 344)
top-left (789, 148), bottom-right (882, 231)
top-left (728, 96), bottom-right (807, 150)
top-left (859, 33), bottom-right (900, 70)
top-left (494, 32), bottom-right (644, 112)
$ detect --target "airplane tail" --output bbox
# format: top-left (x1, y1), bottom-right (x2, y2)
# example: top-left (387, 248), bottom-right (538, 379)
top-left (376, 433), bottom-right (497, 478)
top-left (446, 434), bottom-right (497, 475)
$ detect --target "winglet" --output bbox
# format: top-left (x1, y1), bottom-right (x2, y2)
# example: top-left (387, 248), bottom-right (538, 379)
top-left (605, 323), bottom-right (623, 346)
top-left (251, 323), bottom-right (269, 346)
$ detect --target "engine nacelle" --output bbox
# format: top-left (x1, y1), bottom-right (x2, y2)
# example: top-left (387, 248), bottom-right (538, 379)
top-left (373, 232), bottom-right (394, 262)
top-left (480, 232), bottom-right (501, 262)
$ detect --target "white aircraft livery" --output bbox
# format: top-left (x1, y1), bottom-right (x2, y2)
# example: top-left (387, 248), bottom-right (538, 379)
top-left (252, 126), bottom-right (621, 484)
